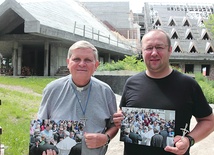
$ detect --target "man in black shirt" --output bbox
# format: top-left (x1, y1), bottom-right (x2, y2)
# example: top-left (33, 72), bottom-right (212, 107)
top-left (113, 29), bottom-right (214, 155)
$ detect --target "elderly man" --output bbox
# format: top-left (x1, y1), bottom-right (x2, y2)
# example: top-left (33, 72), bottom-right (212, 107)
top-left (38, 40), bottom-right (118, 155)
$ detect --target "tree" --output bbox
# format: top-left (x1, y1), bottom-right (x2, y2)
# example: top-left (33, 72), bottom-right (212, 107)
top-left (204, 14), bottom-right (214, 38)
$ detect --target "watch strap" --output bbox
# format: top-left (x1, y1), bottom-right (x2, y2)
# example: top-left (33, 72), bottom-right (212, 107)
top-left (105, 134), bottom-right (111, 146)
top-left (185, 135), bottom-right (195, 147)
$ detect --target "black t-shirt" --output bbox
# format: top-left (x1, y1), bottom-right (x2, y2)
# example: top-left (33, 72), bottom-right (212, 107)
top-left (120, 70), bottom-right (212, 155)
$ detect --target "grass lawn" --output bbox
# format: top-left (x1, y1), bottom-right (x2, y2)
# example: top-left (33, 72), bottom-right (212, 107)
top-left (0, 76), bottom-right (56, 155)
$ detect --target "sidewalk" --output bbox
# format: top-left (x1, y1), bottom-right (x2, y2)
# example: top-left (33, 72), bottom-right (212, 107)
top-left (106, 95), bottom-right (214, 155)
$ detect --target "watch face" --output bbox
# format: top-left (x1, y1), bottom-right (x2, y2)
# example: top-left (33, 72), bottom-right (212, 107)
top-left (190, 138), bottom-right (194, 146)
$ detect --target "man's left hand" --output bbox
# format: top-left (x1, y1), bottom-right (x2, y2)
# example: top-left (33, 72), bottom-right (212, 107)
top-left (164, 135), bottom-right (190, 155)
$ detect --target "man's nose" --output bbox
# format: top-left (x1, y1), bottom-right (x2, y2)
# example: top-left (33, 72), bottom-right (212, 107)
top-left (78, 60), bottom-right (86, 65)
top-left (151, 47), bottom-right (159, 54)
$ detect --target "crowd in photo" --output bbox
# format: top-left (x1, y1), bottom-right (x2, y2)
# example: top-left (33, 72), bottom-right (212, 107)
top-left (120, 108), bottom-right (175, 148)
top-left (29, 119), bottom-right (84, 155)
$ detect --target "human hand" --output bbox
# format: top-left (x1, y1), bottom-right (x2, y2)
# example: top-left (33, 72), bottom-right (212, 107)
top-left (42, 150), bottom-right (57, 155)
top-left (84, 133), bottom-right (107, 148)
top-left (164, 135), bottom-right (190, 155)
top-left (113, 109), bottom-right (124, 129)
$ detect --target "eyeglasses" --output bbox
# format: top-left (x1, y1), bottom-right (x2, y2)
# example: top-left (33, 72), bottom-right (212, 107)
top-left (143, 44), bottom-right (168, 53)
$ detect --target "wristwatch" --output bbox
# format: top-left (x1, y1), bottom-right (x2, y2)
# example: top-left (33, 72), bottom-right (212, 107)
top-left (185, 135), bottom-right (195, 147)
top-left (105, 134), bottom-right (111, 146)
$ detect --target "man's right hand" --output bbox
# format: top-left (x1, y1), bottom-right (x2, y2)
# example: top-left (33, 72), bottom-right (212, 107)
top-left (113, 109), bottom-right (124, 129)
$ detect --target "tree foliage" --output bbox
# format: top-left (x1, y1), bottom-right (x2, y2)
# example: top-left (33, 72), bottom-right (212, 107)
top-left (97, 55), bottom-right (146, 71)
top-left (204, 14), bottom-right (214, 38)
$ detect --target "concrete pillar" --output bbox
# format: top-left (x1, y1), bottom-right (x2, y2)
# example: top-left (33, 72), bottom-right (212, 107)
top-left (17, 46), bottom-right (22, 75)
top-left (34, 49), bottom-right (38, 75)
top-left (12, 42), bottom-right (18, 76)
top-left (44, 41), bottom-right (49, 76)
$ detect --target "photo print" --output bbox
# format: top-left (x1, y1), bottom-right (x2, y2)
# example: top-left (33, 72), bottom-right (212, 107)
top-left (120, 107), bottom-right (175, 148)
top-left (29, 119), bottom-right (84, 155)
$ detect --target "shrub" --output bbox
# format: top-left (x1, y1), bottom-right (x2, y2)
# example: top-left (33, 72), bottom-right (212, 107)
top-left (97, 55), bottom-right (146, 71)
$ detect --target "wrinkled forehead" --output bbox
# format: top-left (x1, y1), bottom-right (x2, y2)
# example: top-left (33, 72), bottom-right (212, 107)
top-left (70, 48), bottom-right (97, 60)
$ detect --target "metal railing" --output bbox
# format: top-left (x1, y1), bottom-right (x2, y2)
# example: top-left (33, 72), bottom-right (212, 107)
top-left (72, 21), bottom-right (137, 51)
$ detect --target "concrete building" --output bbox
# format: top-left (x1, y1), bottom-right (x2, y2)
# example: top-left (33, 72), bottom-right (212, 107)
top-left (1, 0), bottom-right (214, 79)
top-left (0, 0), bottom-right (134, 76)
top-left (82, 2), bottom-right (214, 79)
top-left (82, 1), bottom-right (141, 54)
top-left (141, 2), bottom-right (214, 79)
top-left (82, 2), bottom-right (131, 38)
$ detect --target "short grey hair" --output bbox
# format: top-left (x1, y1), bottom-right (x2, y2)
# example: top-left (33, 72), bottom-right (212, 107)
top-left (67, 40), bottom-right (99, 60)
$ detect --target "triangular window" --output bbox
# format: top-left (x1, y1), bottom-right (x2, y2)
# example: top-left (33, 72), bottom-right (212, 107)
top-left (201, 29), bottom-right (211, 40)
top-left (171, 32), bottom-right (179, 39)
top-left (198, 18), bottom-right (205, 27)
top-left (190, 46), bottom-right (197, 53)
top-left (205, 42), bottom-right (214, 54)
top-left (189, 42), bottom-right (197, 53)
top-left (183, 20), bottom-right (190, 26)
top-left (207, 47), bottom-right (214, 53)
top-left (169, 19), bottom-right (176, 26)
top-left (202, 32), bottom-right (210, 40)
top-left (170, 28), bottom-right (179, 39)
top-left (174, 46), bottom-right (182, 53)
top-left (186, 33), bottom-right (193, 39)
top-left (155, 19), bottom-right (161, 26)
top-left (173, 41), bottom-right (182, 53)
top-left (203, 32), bottom-right (210, 40)
top-left (182, 17), bottom-right (191, 27)
top-left (185, 29), bottom-right (194, 40)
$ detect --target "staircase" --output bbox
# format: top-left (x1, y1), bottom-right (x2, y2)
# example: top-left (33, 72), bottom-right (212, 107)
top-left (55, 66), bottom-right (69, 76)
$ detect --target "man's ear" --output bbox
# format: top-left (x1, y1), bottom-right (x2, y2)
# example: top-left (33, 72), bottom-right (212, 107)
top-left (66, 59), bottom-right (70, 69)
top-left (95, 61), bottom-right (100, 70)
top-left (169, 46), bottom-right (172, 55)
top-left (66, 59), bottom-right (69, 65)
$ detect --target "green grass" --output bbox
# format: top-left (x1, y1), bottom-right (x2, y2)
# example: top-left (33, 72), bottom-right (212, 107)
top-left (0, 76), bottom-right (56, 94)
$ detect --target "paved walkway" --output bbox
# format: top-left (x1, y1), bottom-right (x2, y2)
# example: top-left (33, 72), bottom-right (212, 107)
top-left (106, 95), bottom-right (214, 155)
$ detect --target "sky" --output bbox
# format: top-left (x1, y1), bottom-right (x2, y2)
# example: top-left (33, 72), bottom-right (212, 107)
top-left (80, 0), bottom-right (213, 13)
top-left (0, 0), bottom-right (213, 13)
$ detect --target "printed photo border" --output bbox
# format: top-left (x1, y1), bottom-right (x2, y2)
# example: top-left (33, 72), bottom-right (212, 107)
top-left (120, 107), bottom-right (176, 148)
